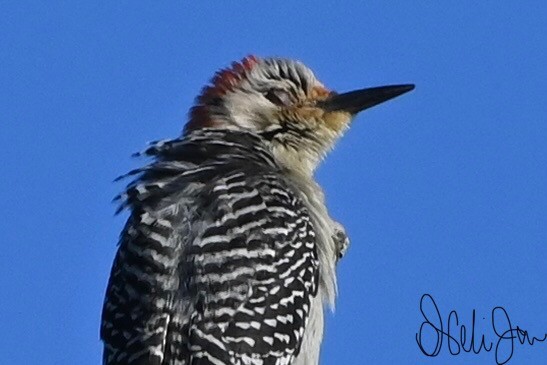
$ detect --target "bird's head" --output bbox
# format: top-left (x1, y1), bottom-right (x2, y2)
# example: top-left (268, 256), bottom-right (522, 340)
top-left (186, 56), bottom-right (414, 176)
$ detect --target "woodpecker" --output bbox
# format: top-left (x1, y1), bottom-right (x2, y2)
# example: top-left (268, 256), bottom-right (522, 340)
top-left (101, 55), bottom-right (413, 365)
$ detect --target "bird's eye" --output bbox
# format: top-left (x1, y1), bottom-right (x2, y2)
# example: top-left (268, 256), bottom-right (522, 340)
top-left (264, 89), bottom-right (292, 106)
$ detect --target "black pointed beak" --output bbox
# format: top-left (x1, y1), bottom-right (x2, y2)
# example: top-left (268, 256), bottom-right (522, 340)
top-left (319, 84), bottom-right (415, 114)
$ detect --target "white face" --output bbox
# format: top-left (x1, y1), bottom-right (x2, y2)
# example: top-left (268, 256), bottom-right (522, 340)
top-left (221, 86), bottom-right (280, 132)
top-left (214, 58), bottom-right (352, 175)
top-left (219, 59), bottom-right (315, 128)
top-left (188, 57), bottom-right (354, 176)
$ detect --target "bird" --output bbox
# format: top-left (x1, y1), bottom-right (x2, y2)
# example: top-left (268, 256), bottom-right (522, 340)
top-left (101, 55), bottom-right (414, 365)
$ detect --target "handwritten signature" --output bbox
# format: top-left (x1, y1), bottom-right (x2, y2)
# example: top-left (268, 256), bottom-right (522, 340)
top-left (416, 294), bottom-right (546, 364)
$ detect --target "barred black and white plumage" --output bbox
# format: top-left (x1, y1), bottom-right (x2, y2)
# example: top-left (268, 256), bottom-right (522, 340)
top-left (101, 56), bottom-right (413, 365)
top-left (103, 129), bottom-right (323, 365)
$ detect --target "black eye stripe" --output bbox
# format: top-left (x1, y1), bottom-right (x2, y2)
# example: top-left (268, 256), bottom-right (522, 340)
top-left (264, 89), bottom-right (292, 106)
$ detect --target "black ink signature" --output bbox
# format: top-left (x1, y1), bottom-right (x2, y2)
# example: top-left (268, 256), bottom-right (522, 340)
top-left (416, 294), bottom-right (546, 364)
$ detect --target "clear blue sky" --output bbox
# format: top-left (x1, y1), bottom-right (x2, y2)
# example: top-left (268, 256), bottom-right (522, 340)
top-left (1, 2), bottom-right (545, 364)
